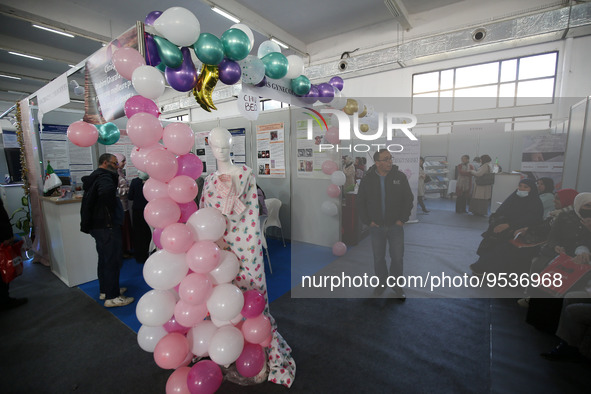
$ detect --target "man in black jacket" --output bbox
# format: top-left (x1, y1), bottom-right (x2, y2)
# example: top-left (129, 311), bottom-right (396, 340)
top-left (81, 153), bottom-right (133, 308)
top-left (357, 149), bottom-right (414, 299)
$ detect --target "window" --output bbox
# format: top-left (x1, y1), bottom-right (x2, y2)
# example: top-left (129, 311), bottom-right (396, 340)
top-left (261, 99), bottom-right (289, 111)
top-left (412, 52), bottom-right (558, 114)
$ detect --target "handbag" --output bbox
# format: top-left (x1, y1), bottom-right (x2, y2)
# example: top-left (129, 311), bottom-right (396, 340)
top-left (538, 253), bottom-right (591, 297)
top-left (0, 240), bottom-right (24, 284)
top-left (475, 172), bottom-right (495, 186)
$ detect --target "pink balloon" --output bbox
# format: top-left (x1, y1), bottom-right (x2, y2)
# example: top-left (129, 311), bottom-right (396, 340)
top-left (67, 121), bottom-right (98, 147)
top-left (130, 143), bottom-right (165, 172)
top-left (154, 333), bottom-right (189, 370)
top-left (179, 273), bottom-right (213, 305)
top-left (176, 154), bottom-right (203, 179)
top-left (164, 316), bottom-right (191, 335)
top-left (185, 241), bottom-right (221, 273)
top-left (321, 160), bottom-right (338, 175)
top-left (127, 112), bottom-right (163, 148)
top-left (165, 366), bottom-right (191, 394)
top-left (145, 198), bottom-right (181, 228)
top-left (327, 184), bottom-right (341, 198)
top-left (178, 201), bottom-right (198, 223)
top-left (146, 149), bottom-right (179, 183)
top-left (187, 360), bottom-right (222, 394)
top-left (326, 126), bottom-right (340, 144)
top-left (163, 123), bottom-right (195, 156)
top-left (242, 314), bottom-right (271, 345)
top-left (161, 223), bottom-right (194, 254)
top-left (259, 334), bottom-right (272, 348)
top-left (143, 178), bottom-right (169, 201)
top-left (241, 290), bottom-right (265, 319)
top-left (168, 175), bottom-right (198, 204)
top-left (236, 343), bottom-right (265, 378)
top-left (174, 300), bottom-right (208, 328)
top-left (153, 227), bottom-right (164, 249)
top-left (113, 47), bottom-right (146, 80)
top-left (332, 241), bottom-right (347, 256)
top-left (125, 95), bottom-right (160, 118)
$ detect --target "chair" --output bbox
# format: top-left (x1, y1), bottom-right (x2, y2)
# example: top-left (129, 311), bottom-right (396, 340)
top-left (259, 218), bottom-right (272, 274)
top-left (262, 198), bottom-right (285, 247)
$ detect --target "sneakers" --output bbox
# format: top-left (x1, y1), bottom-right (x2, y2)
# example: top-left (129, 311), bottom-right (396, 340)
top-left (99, 287), bottom-right (127, 300)
top-left (104, 295), bottom-right (134, 308)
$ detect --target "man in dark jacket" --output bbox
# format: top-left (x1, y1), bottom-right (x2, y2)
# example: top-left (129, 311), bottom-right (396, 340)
top-left (357, 149), bottom-right (414, 299)
top-left (81, 153), bottom-right (133, 308)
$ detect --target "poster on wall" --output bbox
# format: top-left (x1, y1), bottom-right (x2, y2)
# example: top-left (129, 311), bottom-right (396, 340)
top-left (256, 123), bottom-right (285, 178)
top-left (195, 128), bottom-right (246, 176)
top-left (521, 134), bottom-right (567, 189)
top-left (40, 124), bottom-right (70, 179)
top-left (294, 113), bottom-right (335, 179)
top-left (106, 135), bottom-right (139, 179)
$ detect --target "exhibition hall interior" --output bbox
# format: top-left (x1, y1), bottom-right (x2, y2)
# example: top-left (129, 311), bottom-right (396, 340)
top-left (1, 0), bottom-right (591, 392)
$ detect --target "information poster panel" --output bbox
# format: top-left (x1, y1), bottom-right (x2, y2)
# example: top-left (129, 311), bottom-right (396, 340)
top-left (256, 123), bottom-right (285, 178)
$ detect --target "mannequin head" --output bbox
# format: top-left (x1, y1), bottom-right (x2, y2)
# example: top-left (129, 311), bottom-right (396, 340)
top-left (209, 127), bottom-right (233, 163)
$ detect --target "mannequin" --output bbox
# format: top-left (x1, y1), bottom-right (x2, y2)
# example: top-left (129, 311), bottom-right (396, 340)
top-left (201, 127), bottom-right (295, 387)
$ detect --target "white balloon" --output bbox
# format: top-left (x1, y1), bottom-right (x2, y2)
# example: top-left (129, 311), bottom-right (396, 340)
top-left (136, 289), bottom-right (176, 327)
top-left (285, 55), bottom-right (304, 79)
top-left (154, 7), bottom-right (201, 47)
top-left (331, 170), bottom-right (346, 186)
top-left (321, 200), bottom-right (338, 216)
top-left (186, 207), bottom-right (227, 242)
top-left (330, 88), bottom-right (347, 110)
top-left (209, 250), bottom-right (240, 285)
top-left (208, 325), bottom-right (244, 366)
top-left (132, 65), bottom-right (166, 100)
top-left (143, 250), bottom-right (189, 290)
top-left (210, 316), bottom-right (232, 328)
top-left (206, 283), bottom-right (244, 322)
top-left (188, 321), bottom-right (218, 357)
top-left (231, 23), bottom-right (254, 51)
top-left (137, 325), bottom-right (168, 352)
top-left (257, 40), bottom-right (281, 58)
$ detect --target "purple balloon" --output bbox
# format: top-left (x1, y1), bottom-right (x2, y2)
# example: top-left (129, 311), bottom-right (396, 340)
top-left (163, 316), bottom-right (191, 334)
top-left (301, 85), bottom-right (319, 104)
top-left (218, 58), bottom-right (242, 85)
top-left (241, 290), bottom-right (265, 318)
top-left (255, 76), bottom-right (267, 87)
top-left (187, 360), bottom-right (222, 394)
top-left (165, 47), bottom-right (198, 92)
top-left (144, 34), bottom-right (161, 66)
top-left (329, 76), bottom-right (344, 91)
top-left (176, 154), bottom-right (203, 179)
top-left (317, 83), bottom-right (335, 103)
top-left (178, 201), bottom-right (198, 223)
top-left (144, 11), bottom-right (162, 26)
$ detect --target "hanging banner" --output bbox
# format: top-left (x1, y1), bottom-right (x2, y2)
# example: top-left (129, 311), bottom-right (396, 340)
top-left (256, 123), bottom-right (285, 178)
top-left (37, 73), bottom-right (69, 114)
top-left (84, 27), bottom-right (138, 124)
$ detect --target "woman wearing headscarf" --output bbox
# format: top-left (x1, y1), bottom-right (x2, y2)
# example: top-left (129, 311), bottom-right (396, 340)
top-left (113, 153), bottom-right (132, 258)
top-left (455, 154), bottom-right (474, 213)
top-left (469, 154), bottom-right (493, 216)
top-left (537, 177), bottom-right (555, 219)
top-left (470, 178), bottom-right (544, 275)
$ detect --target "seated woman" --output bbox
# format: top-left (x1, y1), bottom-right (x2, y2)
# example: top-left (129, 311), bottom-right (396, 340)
top-left (470, 178), bottom-right (543, 275)
top-left (537, 177), bottom-right (555, 219)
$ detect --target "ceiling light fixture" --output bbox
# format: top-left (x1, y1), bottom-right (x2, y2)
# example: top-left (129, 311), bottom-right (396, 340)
top-left (32, 24), bottom-right (75, 38)
top-left (0, 74), bottom-right (21, 80)
top-left (270, 37), bottom-right (289, 49)
top-left (7, 90), bottom-right (29, 95)
top-left (9, 51), bottom-right (43, 61)
top-left (211, 6), bottom-right (240, 23)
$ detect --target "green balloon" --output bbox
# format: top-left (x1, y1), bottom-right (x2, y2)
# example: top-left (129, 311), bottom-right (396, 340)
top-left (156, 62), bottom-right (166, 72)
top-left (153, 35), bottom-right (183, 68)
top-left (221, 28), bottom-right (250, 61)
top-left (96, 123), bottom-right (120, 145)
top-left (291, 75), bottom-right (311, 96)
top-left (261, 52), bottom-right (289, 79)
top-left (194, 33), bottom-right (224, 65)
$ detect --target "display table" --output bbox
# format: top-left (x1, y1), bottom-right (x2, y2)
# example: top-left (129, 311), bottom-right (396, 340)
top-left (41, 196), bottom-right (98, 287)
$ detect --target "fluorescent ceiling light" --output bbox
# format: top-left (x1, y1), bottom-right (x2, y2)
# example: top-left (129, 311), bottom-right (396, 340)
top-left (0, 74), bottom-right (21, 80)
top-left (9, 51), bottom-right (43, 61)
top-left (70, 99), bottom-right (85, 104)
top-left (211, 6), bottom-right (240, 23)
top-left (270, 37), bottom-right (289, 49)
top-left (7, 90), bottom-right (28, 95)
top-left (32, 24), bottom-right (74, 38)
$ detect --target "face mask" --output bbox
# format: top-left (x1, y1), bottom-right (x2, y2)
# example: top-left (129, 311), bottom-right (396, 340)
top-left (516, 190), bottom-right (529, 198)
top-left (579, 209), bottom-right (591, 219)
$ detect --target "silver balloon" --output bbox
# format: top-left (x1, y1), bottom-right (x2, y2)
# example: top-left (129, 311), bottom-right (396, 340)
top-left (238, 55), bottom-right (266, 84)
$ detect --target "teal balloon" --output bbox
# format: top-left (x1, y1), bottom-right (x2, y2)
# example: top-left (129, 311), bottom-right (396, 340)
top-left (194, 33), bottom-right (224, 65)
top-left (156, 62), bottom-right (167, 72)
top-left (291, 75), bottom-right (311, 96)
top-left (153, 35), bottom-right (183, 68)
top-left (261, 52), bottom-right (289, 79)
top-left (96, 123), bottom-right (120, 145)
top-left (220, 28), bottom-right (250, 61)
